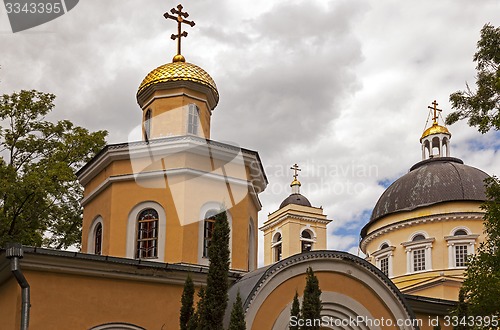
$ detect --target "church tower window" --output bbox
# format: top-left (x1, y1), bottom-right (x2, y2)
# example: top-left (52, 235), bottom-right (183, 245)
top-left (203, 210), bottom-right (217, 258)
top-left (94, 223), bottom-right (102, 255)
top-left (402, 233), bottom-right (434, 273)
top-left (445, 227), bottom-right (478, 269)
top-left (136, 209), bottom-right (159, 259)
top-left (300, 230), bottom-right (314, 252)
top-left (187, 104), bottom-right (199, 135)
top-left (372, 242), bottom-right (394, 278)
top-left (272, 232), bottom-right (282, 262)
top-left (144, 109), bottom-right (152, 141)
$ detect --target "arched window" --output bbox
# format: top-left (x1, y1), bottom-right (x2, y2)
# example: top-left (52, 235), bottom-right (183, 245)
top-left (380, 242), bottom-right (389, 250)
top-left (412, 234), bottom-right (426, 241)
top-left (300, 230), bottom-right (314, 253)
top-left (454, 229), bottom-right (468, 236)
top-left (272, 232), bottom-right (282, 262)
top-left (144, 109), bottom-right (152, 141)
top-left (136, 209), bottom-right (159, 259)
top-left (203, 210), bottom-right (218, 258)
top-left (187, 104), bottom-right (199, 135)
top-left (402, 233), bottom-right (434, 273)
top-left (94, 223), bottom-right (102, 255)
top-left (445, 228), bottom-right (477, 268)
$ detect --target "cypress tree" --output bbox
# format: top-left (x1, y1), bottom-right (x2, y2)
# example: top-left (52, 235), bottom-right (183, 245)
top-left (187, 287), bottom-right (205, 330)
top-left (228, 290), bottom-right (246, 330)
top-left (199, 210), bottom-right (230, 330)
top-left (301, 267), bottom-right (322, 330)
top-left (290, 291), bottom-right (300, 330)
top-left (180, 275), bottom-right (195, 330)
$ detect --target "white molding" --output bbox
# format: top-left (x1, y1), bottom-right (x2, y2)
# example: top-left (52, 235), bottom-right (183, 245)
top-left (259, 214), bottom-right (331, 231)
top-left (140, 91), bottom-right (212, 113)
top-left (126, 201), bottom-right (166, 262)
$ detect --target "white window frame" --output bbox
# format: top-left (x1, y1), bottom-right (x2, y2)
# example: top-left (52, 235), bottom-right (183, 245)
top-left (445, 227), bottom-right (479, 269)
top-left (371, 242), bottom-right (395, 278)
top-left (126, 202), bottom-right (166, 262)
top-left (187, 103), bottom-right (199, 135)
top-left (300, 226), bottom-right (316, 253)
top-left (87, 216), bottom-right (104, 255)
top-left (272, 230), bottom-right (283, 262)
top-left (197, 202), bottom-right (232, 266)
top-left (402, 233), bottom-right (435, 274)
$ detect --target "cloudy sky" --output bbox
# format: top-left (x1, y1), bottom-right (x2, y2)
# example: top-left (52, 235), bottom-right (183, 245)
top-left (1, 0), bottom-right (499, 265)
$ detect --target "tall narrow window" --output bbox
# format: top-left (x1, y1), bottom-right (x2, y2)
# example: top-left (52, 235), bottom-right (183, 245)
top-left (272, 232), bottom-right (282, 262)
top-left (403, 233), bottom-right (434, 273)
top-left (144, 109), bottom-right (152, 141)
top-left (301, 230), bottom-right (314, 253)
top-left (380, 257), bottom-right (389, 276)
top-left (188, 104), bottom-right (199, 135)
top-left (94, 223), bottom-right (102, 255)
top-left (203, 210), bottom-right (217, 258)
top-left (413, 248), bottom-right (426, 271)
top-left (136, 209), bottom-right (159, 259)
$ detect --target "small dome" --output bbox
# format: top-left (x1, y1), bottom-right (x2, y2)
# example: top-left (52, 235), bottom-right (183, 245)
top-left (279, 193), bottom-right (312, 208)
top-left (366, 157), bottom-right (488, 232)
top-left (421, 123), bottom-right (450, 141)
top-left (137, 61), bottom-right (219, 107)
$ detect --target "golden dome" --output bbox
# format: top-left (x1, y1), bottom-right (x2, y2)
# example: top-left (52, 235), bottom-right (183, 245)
top-left (291, 178), bottom-right (301, 186)
top-left (137, 61), bottom-right (219, 101)
top-left (421, 123), bottom-right (451, 140)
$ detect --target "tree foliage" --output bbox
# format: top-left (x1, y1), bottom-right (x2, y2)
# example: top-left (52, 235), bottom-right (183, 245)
top-left (187, 286), bottom-right (205, 330)
top-left (198, 210), bottom-right (230, 330)
top-left (459, 176), bottom-right (500, 325)
top-left (180, 275), bottom-right (195, 330)
top-left (290, 290), bottom-right (300, 330)
top-left (0, 90), bottom-right (107, 248)
top-left (446, 24), bottom-right (500, 133)
top-left (228, 290), bottom-right (246, 330)
top-left (301, 267), bottom-right (322, 330)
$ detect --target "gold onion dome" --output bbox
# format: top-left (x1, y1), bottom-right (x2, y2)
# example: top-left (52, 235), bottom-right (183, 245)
top-left (136, 60), bottom-right (219, 108)
top-left (420, 123), bottom-right (451, 141)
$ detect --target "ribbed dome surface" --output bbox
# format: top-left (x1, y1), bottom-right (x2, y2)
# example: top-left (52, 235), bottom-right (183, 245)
top-left (137, 62), bottom-right (218, 98)
top-left (370, 157), bottom-right (488, 223)
top-left (279, 193), bottom-right (312, 208)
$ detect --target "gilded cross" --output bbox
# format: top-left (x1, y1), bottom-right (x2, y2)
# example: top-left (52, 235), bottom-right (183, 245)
top-left (290, 164), bottom-right (301, 180)
top-left (164, 4), bottom-right (195, 57)
top-left (428, 100), bottom-right (442, 124)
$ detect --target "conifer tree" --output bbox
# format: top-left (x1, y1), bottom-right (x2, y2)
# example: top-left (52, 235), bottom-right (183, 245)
top-left (199, 210), bottom-right (230, 330)
top-left (187, 287), bottom-right (205, 330)
top-left (228, 290), bottom-right (246, 330)
top-left (290, 290), bottom-right (301, 330)
top-left (454, 288), bottom-right (470, 330)
top-left (301, 267), bottom-right (322, 330)
top-left (180, 275), bottom-right (195, 330)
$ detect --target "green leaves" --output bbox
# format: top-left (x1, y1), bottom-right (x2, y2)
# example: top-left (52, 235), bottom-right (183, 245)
top-left (446, 24), bottom-right (500, 133)
top-left (0, 90), bottom-right (107, 248)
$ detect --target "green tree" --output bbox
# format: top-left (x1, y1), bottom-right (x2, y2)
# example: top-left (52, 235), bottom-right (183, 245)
top-left (228, 290), bottom-right (246, 330)
top-left (0, 90), bottom-right (107, 248)
top-left (453, 288), bottom-right (470, 330)
top-left (187, 286), bottom-right (205, 330)
top-left (180, 275), bottom-right (195, 330)
top-left (199, 210), bottom-right (230, 330)
top-left (459, 176), bottom-right (500, 326)
top-left (290, 290), bottom-right (301, 330)
top-left (433, 323), bottom-right (442, 330)
top-left (301, 267), bottom-right (322, 330)
top-left (446, 24), bottom-right (500, 133)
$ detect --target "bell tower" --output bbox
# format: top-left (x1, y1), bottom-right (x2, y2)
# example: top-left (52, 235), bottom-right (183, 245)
top-left (260, 164), bottom-right (332, 265)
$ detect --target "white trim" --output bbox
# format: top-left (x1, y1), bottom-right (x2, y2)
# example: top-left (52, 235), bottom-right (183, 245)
top-left (126, 201), bottom-right (166, 262)
top-left (87, 216), bottom-right (104, 254)
top-left (402, 233), bottom-right (434, 274)
top-left (372, 245), bottom-right (396, 278)
top-left (197, 202), bottom-right (232, 266)
top-left (445, 231), bottom-right (479, 268)
top-left (90, 323), bottom-right (145, 330)
top-left (140, 91), bottom-right (211, 113)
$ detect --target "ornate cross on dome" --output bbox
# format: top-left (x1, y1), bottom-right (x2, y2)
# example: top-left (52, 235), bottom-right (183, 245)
top-left (428, 100), bottom-right (442, 125)
top-left (291, 164), bottom-right (301, 180)
top-left (164, 4), bottom-right (195, 61)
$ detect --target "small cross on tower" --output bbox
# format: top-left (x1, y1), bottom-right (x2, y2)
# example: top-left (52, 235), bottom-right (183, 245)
top-left (291, 164), bottom-right (301, 180)
top-left (164, 4), bottom-right (195, 61)
top-left (428, 100), bottom-right (442, 125)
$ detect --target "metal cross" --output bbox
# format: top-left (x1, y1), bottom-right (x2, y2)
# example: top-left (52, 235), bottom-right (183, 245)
top-left (428, 100), bottom-right (442, 124)
top-left (164, 4), bottom-right (195, 56)
top-left (290, 164), bottom-right (301, 180)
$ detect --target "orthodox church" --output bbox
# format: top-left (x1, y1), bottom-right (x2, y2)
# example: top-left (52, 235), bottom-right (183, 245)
top-left (0, 4), bottom-right (490, 330)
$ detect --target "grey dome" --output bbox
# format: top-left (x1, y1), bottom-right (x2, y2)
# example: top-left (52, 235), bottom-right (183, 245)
top-left (364, 157), bottom-right (489, 236)
top-left (279, 193), bottom-right (312, 208)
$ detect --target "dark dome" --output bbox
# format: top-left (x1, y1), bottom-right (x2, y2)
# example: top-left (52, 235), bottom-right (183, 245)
top-left (279, 193), bottom-right (312, 208)
top-left (368, 157), bottom-right (489, 227)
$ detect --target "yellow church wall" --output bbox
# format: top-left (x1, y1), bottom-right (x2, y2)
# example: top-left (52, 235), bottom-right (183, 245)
top-left (0, 277), bottom-right (18, 329)
top-left (251, 272), bottom-right (397, 330)
top-left (19, 268), bottom-right (186, 329)
top-left (81, 186), bottom-right (113, 255)
top-left (365, 201), bottom-right (483, 235)
top-left (144, 88), bottom-right (212, 139)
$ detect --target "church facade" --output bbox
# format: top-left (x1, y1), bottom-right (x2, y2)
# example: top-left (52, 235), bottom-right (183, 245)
top-left (0, 5), bottom-right (490, 330)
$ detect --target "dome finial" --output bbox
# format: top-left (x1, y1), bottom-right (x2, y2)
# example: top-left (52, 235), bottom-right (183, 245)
top-left (421, 100), bottom-right (452, 159)
top-left (428, 100), bottom-right (442, 126)
top-left (163, 4), bottom-right (195, 63)
top-left (290, 163), bottom-right (302, 194)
